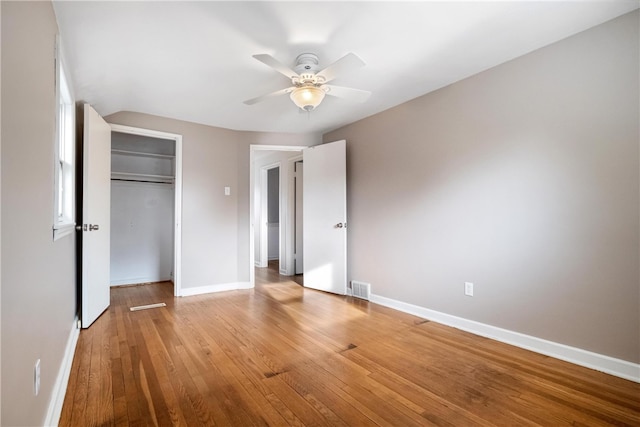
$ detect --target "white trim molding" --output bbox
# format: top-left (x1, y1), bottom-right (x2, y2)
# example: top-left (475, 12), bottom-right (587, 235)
top-left (179, 282), bottom-right (253, 297)
top-left (110, 277), bottom-right (173, 287)
top-left (52, 222), bottom-right (76, 241)
top-left (45, 317), bottom-right (81, 426)
top-left (370, 293), bottom-right (640, 383)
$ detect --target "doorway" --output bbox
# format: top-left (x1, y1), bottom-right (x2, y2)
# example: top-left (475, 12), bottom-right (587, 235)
top-left (257, 162), bottom-right (281, 269)
top-left (109, 124), bottom-right (183, 296)
top-left (266, 166), bottom-right (280, 264)
top-left (249, 141), bottom-right (347, 294)
top-left (250, 145), bottom-right (306, 286)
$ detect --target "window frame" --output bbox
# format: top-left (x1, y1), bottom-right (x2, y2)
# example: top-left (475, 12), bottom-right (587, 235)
top-left (53, 37), bottom-right (76, 240)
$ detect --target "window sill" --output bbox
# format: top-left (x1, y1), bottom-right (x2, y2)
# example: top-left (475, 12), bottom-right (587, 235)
top-left (53, 222), bottom-right (76, 241)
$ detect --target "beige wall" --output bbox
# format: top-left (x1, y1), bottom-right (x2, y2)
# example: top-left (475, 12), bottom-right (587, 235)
top-left (2, 6), bottom-right (635, 427)
top-left (105, 112), bottom-right (320, 288)
top-left (324, 11), bottom-right (639, 363)
top-left (1, 2), bottom-right (77, 425)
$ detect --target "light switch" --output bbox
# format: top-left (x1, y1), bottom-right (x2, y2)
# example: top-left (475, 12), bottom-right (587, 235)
top-left (224, 186), bottom-right (231, 196)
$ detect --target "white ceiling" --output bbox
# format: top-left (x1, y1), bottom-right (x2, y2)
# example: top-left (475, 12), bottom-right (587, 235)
top-left (53, 1), bottom-right (638, 135)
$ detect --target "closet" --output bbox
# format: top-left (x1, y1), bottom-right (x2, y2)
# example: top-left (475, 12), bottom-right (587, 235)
top-left (110, 131), bottom-right (175, 286)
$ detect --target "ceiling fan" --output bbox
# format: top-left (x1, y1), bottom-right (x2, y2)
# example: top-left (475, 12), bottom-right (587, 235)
top-left (243, 52), bottom-right (371, 112)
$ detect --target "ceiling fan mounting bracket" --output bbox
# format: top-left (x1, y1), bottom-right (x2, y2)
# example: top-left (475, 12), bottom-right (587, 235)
top-left (294, 53), bottom-right (320, 75)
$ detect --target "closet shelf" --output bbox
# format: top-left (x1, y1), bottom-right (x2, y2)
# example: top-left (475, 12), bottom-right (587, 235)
top-left (111, 171), bottom-right (174, 184)
top-left (111, 149), bottom-right (175, 159)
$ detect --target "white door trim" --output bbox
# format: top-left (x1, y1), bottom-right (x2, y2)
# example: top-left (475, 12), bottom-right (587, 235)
top-left (250, 144), bottom-right (308, 287)
top-left (109, 123), bottom-right (183, 297)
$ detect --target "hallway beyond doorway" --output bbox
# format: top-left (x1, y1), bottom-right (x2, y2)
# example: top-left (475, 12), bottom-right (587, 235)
top-left (260, 259), bottom-right (304, 287)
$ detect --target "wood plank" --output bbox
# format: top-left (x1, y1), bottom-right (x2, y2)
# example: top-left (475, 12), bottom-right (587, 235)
top-left (59, 269), bottom-right (640, 427)
top-left (59, 330), bottom-right (91, 426)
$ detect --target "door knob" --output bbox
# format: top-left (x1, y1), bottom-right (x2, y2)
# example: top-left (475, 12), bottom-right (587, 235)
top-left (335, 222), bottom-right (346, 228)
top-left (77, 224), bottom-right (99, 231)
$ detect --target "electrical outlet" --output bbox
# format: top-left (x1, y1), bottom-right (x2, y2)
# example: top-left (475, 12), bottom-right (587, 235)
top-left (465, 282), bottom-right (474, 297)
top-left (34, 359), bottom-right (41, 396)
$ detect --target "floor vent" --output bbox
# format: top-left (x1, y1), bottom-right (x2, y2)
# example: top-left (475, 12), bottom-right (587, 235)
top-left (351, 281), bottom-right (371, 301)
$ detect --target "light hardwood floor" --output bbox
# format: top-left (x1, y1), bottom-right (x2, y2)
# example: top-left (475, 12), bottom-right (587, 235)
top-left (60, 263), bottom-right (640, 426)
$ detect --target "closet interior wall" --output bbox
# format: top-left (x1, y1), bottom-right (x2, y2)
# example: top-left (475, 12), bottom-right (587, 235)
top-left (110, 132), bottom-right (175, 286)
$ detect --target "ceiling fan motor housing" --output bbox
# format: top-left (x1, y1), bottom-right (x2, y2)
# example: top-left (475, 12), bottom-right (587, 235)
top-left (293, 73), bottom-right (322, 86)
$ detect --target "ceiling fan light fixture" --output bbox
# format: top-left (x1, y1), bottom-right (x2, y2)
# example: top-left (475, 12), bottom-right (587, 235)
top-left (290, 86), bottom-right (325, 111)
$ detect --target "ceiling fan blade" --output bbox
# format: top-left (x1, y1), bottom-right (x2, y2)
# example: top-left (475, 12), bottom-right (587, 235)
top-left (243, 87), bottom-right (295, 105)
top-left (322, 85), bottom-right (371, 103)
top-left (316, 53), bottom-right (365, 83)
top-left (252, 54), bottom-right (299, 79)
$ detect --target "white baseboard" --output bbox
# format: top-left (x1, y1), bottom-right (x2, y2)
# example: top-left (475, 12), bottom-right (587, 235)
top-left (44, 316), bottom-right (81, 426)
top-left (370, 294), bottom-right (640, 383)
top-left (180, 281), bottom-right (253, 297)
top-left (110, 276), bottom-right (171, 286)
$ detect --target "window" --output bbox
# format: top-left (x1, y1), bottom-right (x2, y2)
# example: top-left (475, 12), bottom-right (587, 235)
top-left (53, 39), bottom-right (75, 240)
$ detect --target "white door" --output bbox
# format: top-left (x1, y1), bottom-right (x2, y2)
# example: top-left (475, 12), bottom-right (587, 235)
top-left (294, 161), bottom-right (304, 274)
top-left (303, 140), bottom-right (347, 294)
top-left (81, 104), bottom-right (111, 328)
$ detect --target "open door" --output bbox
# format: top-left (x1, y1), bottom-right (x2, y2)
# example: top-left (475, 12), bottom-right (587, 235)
top-left (80, 104), bottom-right (111, 328)
top-left (303, 140), bottom-right (347, 294)
top-left (294, 161), bottom-right (304, 274)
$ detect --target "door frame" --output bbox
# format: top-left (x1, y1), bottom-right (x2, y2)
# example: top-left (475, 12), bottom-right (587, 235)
top-left (109, 124), bottom-right (183, 297)
top-left (250, 145), bottom-right (307, 287)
